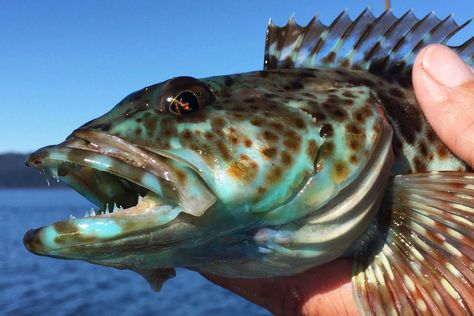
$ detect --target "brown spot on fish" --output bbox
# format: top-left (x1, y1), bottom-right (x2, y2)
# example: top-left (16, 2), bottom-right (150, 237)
top-left (419, 142), bottom-right (429, 156)
top-left (263, 130), bottom-right (278, 142)
top-left (436, 143), bottom-right (449, 160)
top-left (332, 161), bottom-right (349, 184)
top-left (258, 186), bottom-right (266, 194)
top-left (228, 160), bottom-right (258, 182)
top-left (291, 117), bottom-right (306, 129)
top-left (175, 169), bottom-right (188, 185)
top-left (322, 51), bottom-right (336, 64)
top-left (348, 138), bottom-right (363, 151)
top-left (320, 141), bottom-right (335, 158)
top-left (216, 141), bottom-right (231, 161)
top-left (342, 91), bottom-right (355, 98)
top-left (346, 123), bottom-right (362, 135)
top-left (54, 221), bottom-right (77, 234)
top-left (181, 129), bottom-right (193, 140)
top-left (284, 131), bottom-right (301, 151)
top-left (281, 151), bottom-right (292, 165)
top-left (353, 104), bottom-right (372, 124)
top-left (427, 128), bottom-right (436, 142)
top-left (251, 117), bottom-right (264, 127)
top-left (212, 117), bottom-right (225, 130)
top-left (350, 154), bottom-right (359, 165)
top-left (329, 108), bottom-right (348, 121)
top-left (340, 58), bottom-right (350, 68)
top-left (270, 122), bottom-right (284, 130)
top-left (266, 166), bottom-right (282, 183)
top-left (413, 157), bottom-right (426, 171)
top-left (341, 98), bottom-right (354, 106)
top-left (262, 147), bottom-right (277, 159)
top-left (244, 139), bottom-right (253, 148)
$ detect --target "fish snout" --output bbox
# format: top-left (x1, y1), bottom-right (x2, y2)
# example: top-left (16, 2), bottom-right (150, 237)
top-left (23, 228), bottom-right (43, 254)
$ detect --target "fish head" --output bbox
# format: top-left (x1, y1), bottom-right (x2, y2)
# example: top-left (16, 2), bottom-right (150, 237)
top-left (23, 73), bottom-right (322, 269)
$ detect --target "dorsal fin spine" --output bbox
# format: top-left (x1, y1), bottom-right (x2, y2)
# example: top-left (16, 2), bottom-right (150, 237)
top-left (264, 10), bottom-right (473, 73)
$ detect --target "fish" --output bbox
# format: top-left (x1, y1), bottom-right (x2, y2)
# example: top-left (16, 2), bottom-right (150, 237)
top-left (23, 9), bottom-right (474, 315)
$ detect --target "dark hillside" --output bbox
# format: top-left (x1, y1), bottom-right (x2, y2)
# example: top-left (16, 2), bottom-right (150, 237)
top-left (0, 153), bottom-right (65, 188)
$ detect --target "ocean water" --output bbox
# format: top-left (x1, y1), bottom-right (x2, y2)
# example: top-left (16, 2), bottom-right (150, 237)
top-left (0, 189), bottom-right (269, 316)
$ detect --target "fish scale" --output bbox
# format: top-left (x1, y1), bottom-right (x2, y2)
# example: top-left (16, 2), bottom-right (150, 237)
top-left (23, 10), bottom-right (474, 315)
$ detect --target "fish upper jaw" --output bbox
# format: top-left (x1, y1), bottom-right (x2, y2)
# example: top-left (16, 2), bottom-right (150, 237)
top-left (23, 129), bottom-right (216, 260)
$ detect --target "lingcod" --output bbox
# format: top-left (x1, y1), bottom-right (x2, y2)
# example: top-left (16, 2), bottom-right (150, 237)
top-left (24, 10), bottom-right (474, 315)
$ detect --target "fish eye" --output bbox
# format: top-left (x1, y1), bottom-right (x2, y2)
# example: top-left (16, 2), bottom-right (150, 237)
top-left (158, 76), bottom-right (215, 115)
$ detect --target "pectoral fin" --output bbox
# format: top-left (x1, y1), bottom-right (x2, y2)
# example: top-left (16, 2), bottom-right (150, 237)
top-left (353, 172), bottom-right (474, 315)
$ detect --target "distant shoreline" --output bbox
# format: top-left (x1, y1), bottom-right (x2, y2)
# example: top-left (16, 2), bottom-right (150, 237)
top-left (0, 153), bottom-right (66, 188)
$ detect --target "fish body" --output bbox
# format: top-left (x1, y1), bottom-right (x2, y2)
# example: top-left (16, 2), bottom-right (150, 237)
top-left (24, 10), bottom-right (474, 315)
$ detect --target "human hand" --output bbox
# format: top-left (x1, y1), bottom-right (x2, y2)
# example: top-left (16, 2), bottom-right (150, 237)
top-left (203, 259), bottom-right (356, 316)
top-left (203, 45), bottom-right (474, 316)
top-left (412, 44), bottom-right (474, 166)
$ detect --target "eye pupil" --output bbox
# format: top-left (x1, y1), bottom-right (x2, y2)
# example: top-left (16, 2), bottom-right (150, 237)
top-left (170, 91), bottom-right (199, 115)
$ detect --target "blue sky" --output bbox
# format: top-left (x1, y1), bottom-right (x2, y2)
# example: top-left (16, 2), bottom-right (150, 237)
top-left (1, 1), bottom-right (473, 153)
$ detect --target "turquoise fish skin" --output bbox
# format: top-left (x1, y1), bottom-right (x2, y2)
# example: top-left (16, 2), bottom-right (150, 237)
top-left (23, 10), bottom-right (474, 307)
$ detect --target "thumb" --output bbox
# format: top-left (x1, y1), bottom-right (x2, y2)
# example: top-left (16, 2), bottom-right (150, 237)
top-left (412, 44), bottom-right (474, 167)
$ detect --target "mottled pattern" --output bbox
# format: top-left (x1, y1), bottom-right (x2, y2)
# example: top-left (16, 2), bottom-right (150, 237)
top-left (23, 10), bottom-right (474, 315)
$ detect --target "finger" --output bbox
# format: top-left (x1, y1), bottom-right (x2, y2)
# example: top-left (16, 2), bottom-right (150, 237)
top-left (412, 44), bottom-right (474, 167)
top-left (203, 258), bottom-right (358, 316)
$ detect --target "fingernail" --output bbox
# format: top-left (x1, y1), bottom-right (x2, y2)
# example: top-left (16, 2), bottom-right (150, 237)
top-left (422, 45), bottom-right (474, 87)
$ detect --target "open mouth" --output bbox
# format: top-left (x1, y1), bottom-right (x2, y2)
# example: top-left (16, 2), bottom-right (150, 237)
top-left (23, 129), bottom-right (215, 259)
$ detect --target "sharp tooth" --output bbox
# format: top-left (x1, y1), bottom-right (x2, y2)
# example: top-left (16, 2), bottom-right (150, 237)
top-left (70, 214), bottom-right (76, 220)
top-left (138, 195), bottom-right (144, 203)
top-left (44, 175), bottom-right (51, 187)
top-left (113, 203), bottom-right (119, 212)
top-left (105, 204), bottom-right (110, 214)
top-left (90, 209), bottom-right (96, 217)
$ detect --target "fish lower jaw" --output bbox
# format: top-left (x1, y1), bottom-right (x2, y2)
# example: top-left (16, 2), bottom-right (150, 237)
top-left (23, 192), bottom-right (184, 259)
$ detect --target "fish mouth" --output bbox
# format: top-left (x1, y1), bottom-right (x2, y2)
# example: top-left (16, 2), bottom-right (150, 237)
top-left (24, 129), bottom-right (215, 260)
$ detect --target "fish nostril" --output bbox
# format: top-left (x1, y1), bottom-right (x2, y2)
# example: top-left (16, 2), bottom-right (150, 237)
top-left (25, 156), bottom-right (42, 167)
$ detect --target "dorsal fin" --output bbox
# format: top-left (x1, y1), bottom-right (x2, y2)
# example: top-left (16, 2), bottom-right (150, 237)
top-left (264, 10), bottom-right (473, 74)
